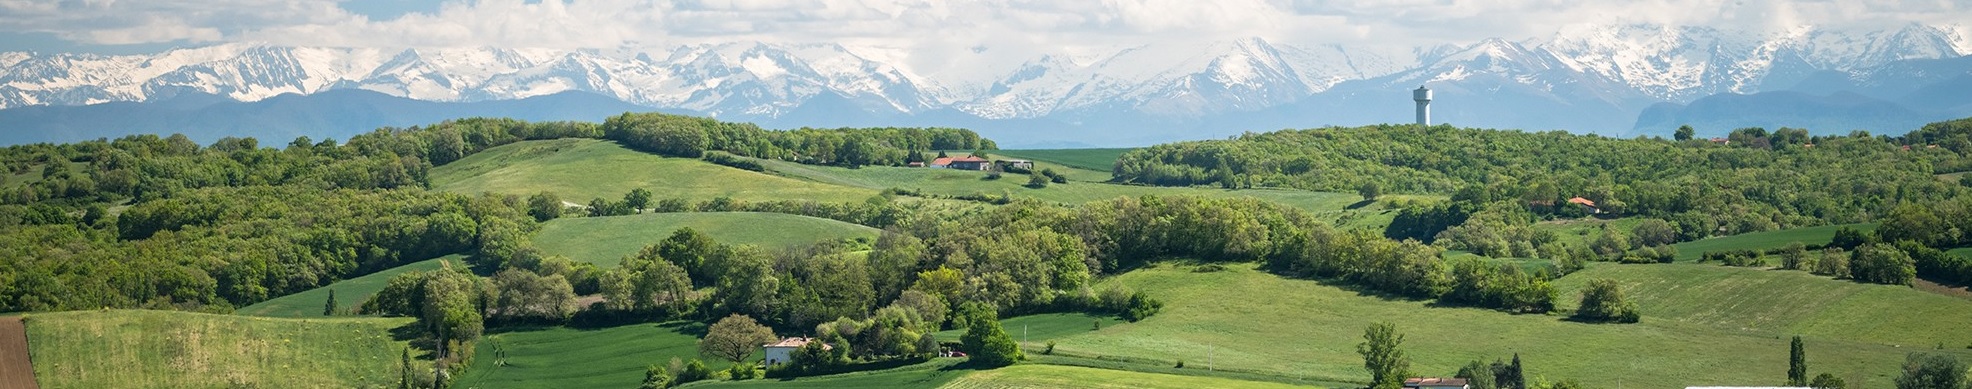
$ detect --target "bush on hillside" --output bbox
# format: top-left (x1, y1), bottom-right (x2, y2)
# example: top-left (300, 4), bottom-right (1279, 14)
top-left (1573, 278), bottom-right (1639, 323)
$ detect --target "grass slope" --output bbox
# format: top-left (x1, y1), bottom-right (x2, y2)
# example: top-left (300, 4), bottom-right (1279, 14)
top-left (26, 310), bottom-right (412, 389)
top-left (238, 255), bottom-right (465, 318)
top-left (1670, 223), bottom-right (1879, 262)
top-left (930, 313), bottom-right (1125, 344)
top-left (1057, 263), bottom-right (1972, 388)
top-left (942, 364), bottom-right (1313, 389)
top-left (452, 322), bottom-right (730, 389)
top-left (988, 148), bottom-right (1135, 172)
top-left (535, 212), bottom-right (880, 268)
top-left (696, 359), bottom-right (973, 388)
top-left (430, 138), bottom-right (874, 204)
top-left (757, 158), bottom-right (1421, 217)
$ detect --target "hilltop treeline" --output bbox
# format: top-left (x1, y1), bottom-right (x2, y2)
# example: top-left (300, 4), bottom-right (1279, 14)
top-left (602, 112), bottom-right (995, 166)
top-left (1114, 121), bottom-right (1972, 231)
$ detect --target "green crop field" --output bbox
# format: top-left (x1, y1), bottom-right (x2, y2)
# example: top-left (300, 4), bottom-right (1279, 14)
top-left (697, 358), bottom-right (974, 388)
top-left (430, 138), bottom-right (876, 204)
top-left (989, 149), bottom-right (1135, 172)
top-left (25, 310), bottom-right (413, 389)
top-left (1050, 262), bottom-right (1972, 388)
top-left (534, 212), bottom-right (881, 268)
top-left (941, 364), bottom-right (1313, 389)
top-left (238, 255), bottom-right (466, 317)
top-left (1670, 223), bottom-right (1879, 262)
top-left (452, 321), bottom-right (732, 389)
top-left (754, 157), bottom-right (1414, 217)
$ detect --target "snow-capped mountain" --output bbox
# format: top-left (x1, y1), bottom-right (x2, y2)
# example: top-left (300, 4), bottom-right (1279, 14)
top-left (0, 23), bottom-right (1967, 146)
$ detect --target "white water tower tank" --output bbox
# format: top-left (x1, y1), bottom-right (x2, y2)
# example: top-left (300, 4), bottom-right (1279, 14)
top-left (1413, 85), bottom-right (1431, 126)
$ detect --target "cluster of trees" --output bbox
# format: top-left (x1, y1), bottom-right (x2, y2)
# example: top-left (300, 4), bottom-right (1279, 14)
top-left (1116, 121), bottom-right (1972, 240)
top-left (1454, 355), bottom-right (1525, 389)
top-left (1572, 279), bottom-right (1639, 323)
top-left (601, 112), bottom-right (993, 166)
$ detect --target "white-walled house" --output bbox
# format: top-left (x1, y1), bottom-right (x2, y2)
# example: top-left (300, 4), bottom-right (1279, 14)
top-left (762, 337), bottom-right (829, 367)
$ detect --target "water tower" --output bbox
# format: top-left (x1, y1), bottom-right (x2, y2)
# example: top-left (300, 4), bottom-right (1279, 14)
top-left (1413, 85), bottom-right (1431, 126)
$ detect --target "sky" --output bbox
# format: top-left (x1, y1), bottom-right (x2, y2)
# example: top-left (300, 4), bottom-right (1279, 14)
top-left (0, 0), bottom-right (1964, 56)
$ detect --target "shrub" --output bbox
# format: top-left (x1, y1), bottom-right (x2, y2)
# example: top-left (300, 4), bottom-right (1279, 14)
top-left (1573, 278), bottom-right (1639, 323)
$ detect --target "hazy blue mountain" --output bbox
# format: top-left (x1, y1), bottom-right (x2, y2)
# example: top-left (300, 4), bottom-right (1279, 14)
top-left (0, 89), bottom-right (654, 145)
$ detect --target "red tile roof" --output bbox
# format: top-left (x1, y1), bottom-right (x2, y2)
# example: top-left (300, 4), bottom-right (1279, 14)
top-left (1568, 197), bottom-right (1597, 207)
top-left (1405, 377), bottom-right (1468, 387)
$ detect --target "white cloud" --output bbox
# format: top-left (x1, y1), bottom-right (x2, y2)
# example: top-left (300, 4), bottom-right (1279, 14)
top-left (0, 0), bottom-right (1964, 51)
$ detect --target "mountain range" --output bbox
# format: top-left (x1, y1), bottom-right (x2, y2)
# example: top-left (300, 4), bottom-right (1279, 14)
top-left (2, 23), bottom-right (1968, 147)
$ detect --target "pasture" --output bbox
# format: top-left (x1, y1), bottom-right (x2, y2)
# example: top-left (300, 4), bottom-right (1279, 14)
top-left (1669, 223), bottom-right (1879, 262)
top-left (452, 321), bottom-right (729, 389)
top-left (238, 255), bottom-right (466, 317)
top-left (429, 138), bottom-right (875, 204)
top-left (1049, 262), bottom-right (1972, 388)
top-left (25, 310), bottom-right (413, 389)
top-left (532, 212), bottom-right (880, 268)
top-left (987, 148), bottom-right (1134, 172)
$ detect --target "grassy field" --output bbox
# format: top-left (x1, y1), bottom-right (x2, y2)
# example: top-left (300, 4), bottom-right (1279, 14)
top-left (1669, 223), bottom-right (1879, 262)
top-left (534, 212), bottom-right (880, 268)
top-left (430, 138), bottom-right (875, 204)
top-left (452, 321), bottom-right (731, 389)
top-left (1052, 262), bottom-right (1972, 388)
top-left (929, 312), bottom-right (1126, 345)
top-left (25, 309), bottom-right (413, 389)
top-left (238, 255), bottom-right (466, 318)
top-left (988, 148), bottom-right (1135, 172)
top-left (940, 364), bottom-right (1313, 389)
top-left (755, 157), bottom-right (1423, 218)
top-left (695, 358), bottom-right (974, 388)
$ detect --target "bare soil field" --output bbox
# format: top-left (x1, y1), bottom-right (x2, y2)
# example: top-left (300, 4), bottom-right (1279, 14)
top-left (0, 317), bottom-right (38, 389)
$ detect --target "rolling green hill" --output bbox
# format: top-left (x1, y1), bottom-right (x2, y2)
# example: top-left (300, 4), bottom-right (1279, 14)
top-left (1670, 223), bottom-right (1879, 262)
top-left (534, 212), bottom-right (881, 268)
top-left (237, 255), bottom-right (466, 318)
top-left (452, 322), bottom-right (728, 389)
top-left (940, 364), bottom-right (1312, 389)
top-left (1048, 263), bottom-right (1972, 389)
top-left (429, 138), bottom-right (875, 204)
top-left (989, 148), bottom-right (1135, 172)
top-left (25, 310), bottom-right (413, 389)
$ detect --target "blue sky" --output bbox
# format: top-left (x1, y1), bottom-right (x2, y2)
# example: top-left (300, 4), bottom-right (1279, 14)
top-left (0, 0), bottom-right (1963, 54)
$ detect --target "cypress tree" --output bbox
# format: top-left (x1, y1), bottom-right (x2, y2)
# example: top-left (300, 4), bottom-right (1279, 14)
top-left (324, 289), bottom-right (338, 316)
top-left (1788, 336), bottom-right (1807, 386)
top-left (1508, 353), bottom-right (1525, 389)
top-left (399, 347), bottom-right (413, 389)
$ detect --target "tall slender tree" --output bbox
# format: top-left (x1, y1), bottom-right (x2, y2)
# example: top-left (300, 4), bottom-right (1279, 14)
top-left (1358, 322), bottom-right (1411, 389)
top-left (323, 289), bottom-right (338, 316)
top-left (1789, 335), bottom-right (1808, 386)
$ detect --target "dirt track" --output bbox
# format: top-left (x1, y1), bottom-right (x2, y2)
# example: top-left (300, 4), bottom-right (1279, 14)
top-left (0, 317), bottom-right (37, 389)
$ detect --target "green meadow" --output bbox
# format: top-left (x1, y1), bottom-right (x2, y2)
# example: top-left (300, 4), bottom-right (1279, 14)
top-left (429, 138), bottom-right (876, 204)
top-left (532, 212), bottom-right (881, 268)
top-left (453, 322), bottom-right (731, 389)
top-left (1048, 262), bottom-right (1972, 388)
top-left (1670, 223), bottom-right (1880, 262)
top-left (26, 310), bottom-right (413, 389)
top-left (987, 148), bottom-right (1135, 172)
top-left (238, 255), bottom-right (466, 318)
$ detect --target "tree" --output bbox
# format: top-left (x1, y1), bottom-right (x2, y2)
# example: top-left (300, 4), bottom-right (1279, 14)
top-left (1358, 322), bottom-right (1411, 389)
top-left (1457, 360), bottom-right (1499, 389)
top-left (1359, 182), bottom-right (1383, 202)
top-left (1895, 353), bottom-right (1967, 389)
top-left (639, 364), bottom-right (670, 389)
top-left (1781, 242), bottom-right (1811, 271)
top-left (1810, 373), bottom-right (1846, 389)
top-left (400, 347), bottom-right (415, 389)
top-left (960, 315), bottom-right (1021, 367)
top-left (324, 289), bottom-right (338, 316)
top-left (1506, 353), bottom-right (1525, 389)
top-left (1026, 173), bottom-right (1048, 189)
top-left (1573, 278), bottom-right (1638, 323)
top-left (1850, 243), bottom-right (1916, 285)
top-left (1630, 219), bottom-right (1680, 247)
top-left (701, 314), bottom-right (778, 363)
top-left (624, 188), bottom-right (653, 213)
top-left (526, 192), bottom-right (562, 222)
top-left (1789, 335), bottom-right (1808, 386)
top-left (657, 228), bottom-right (719, 286)
top-left (1675, 125), bottom-right (1695, 141)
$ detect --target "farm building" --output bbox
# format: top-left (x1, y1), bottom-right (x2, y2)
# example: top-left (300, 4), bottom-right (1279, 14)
top-left (762, 337), bottom-right (831, 367)
top-left (1567, 197), bottom-right (1600, 214)
top-left (1404, 377), bottom-right (1469, 389)
top-left (996, 159), bottom-right (1034, 171)
top-left (930, 156), bottom-right (990, 170)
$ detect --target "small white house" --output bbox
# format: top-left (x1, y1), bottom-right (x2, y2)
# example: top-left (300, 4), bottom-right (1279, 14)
top-left (1405, 377), bottom-right (1469, 389)
top-left (762, 337), bottom-right (829, 367)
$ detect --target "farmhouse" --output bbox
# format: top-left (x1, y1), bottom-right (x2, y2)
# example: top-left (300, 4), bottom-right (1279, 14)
top-left (1567, 197), bottom-right (1600, 214)
top-left (996, 159), bottom-right (1034, 171)
top-left (1404, 377), bottom-right (1469, 389)
top-left (929, 156), bottom-right (990, 170)
top-left (761, 337), bottom-right (831, 367)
